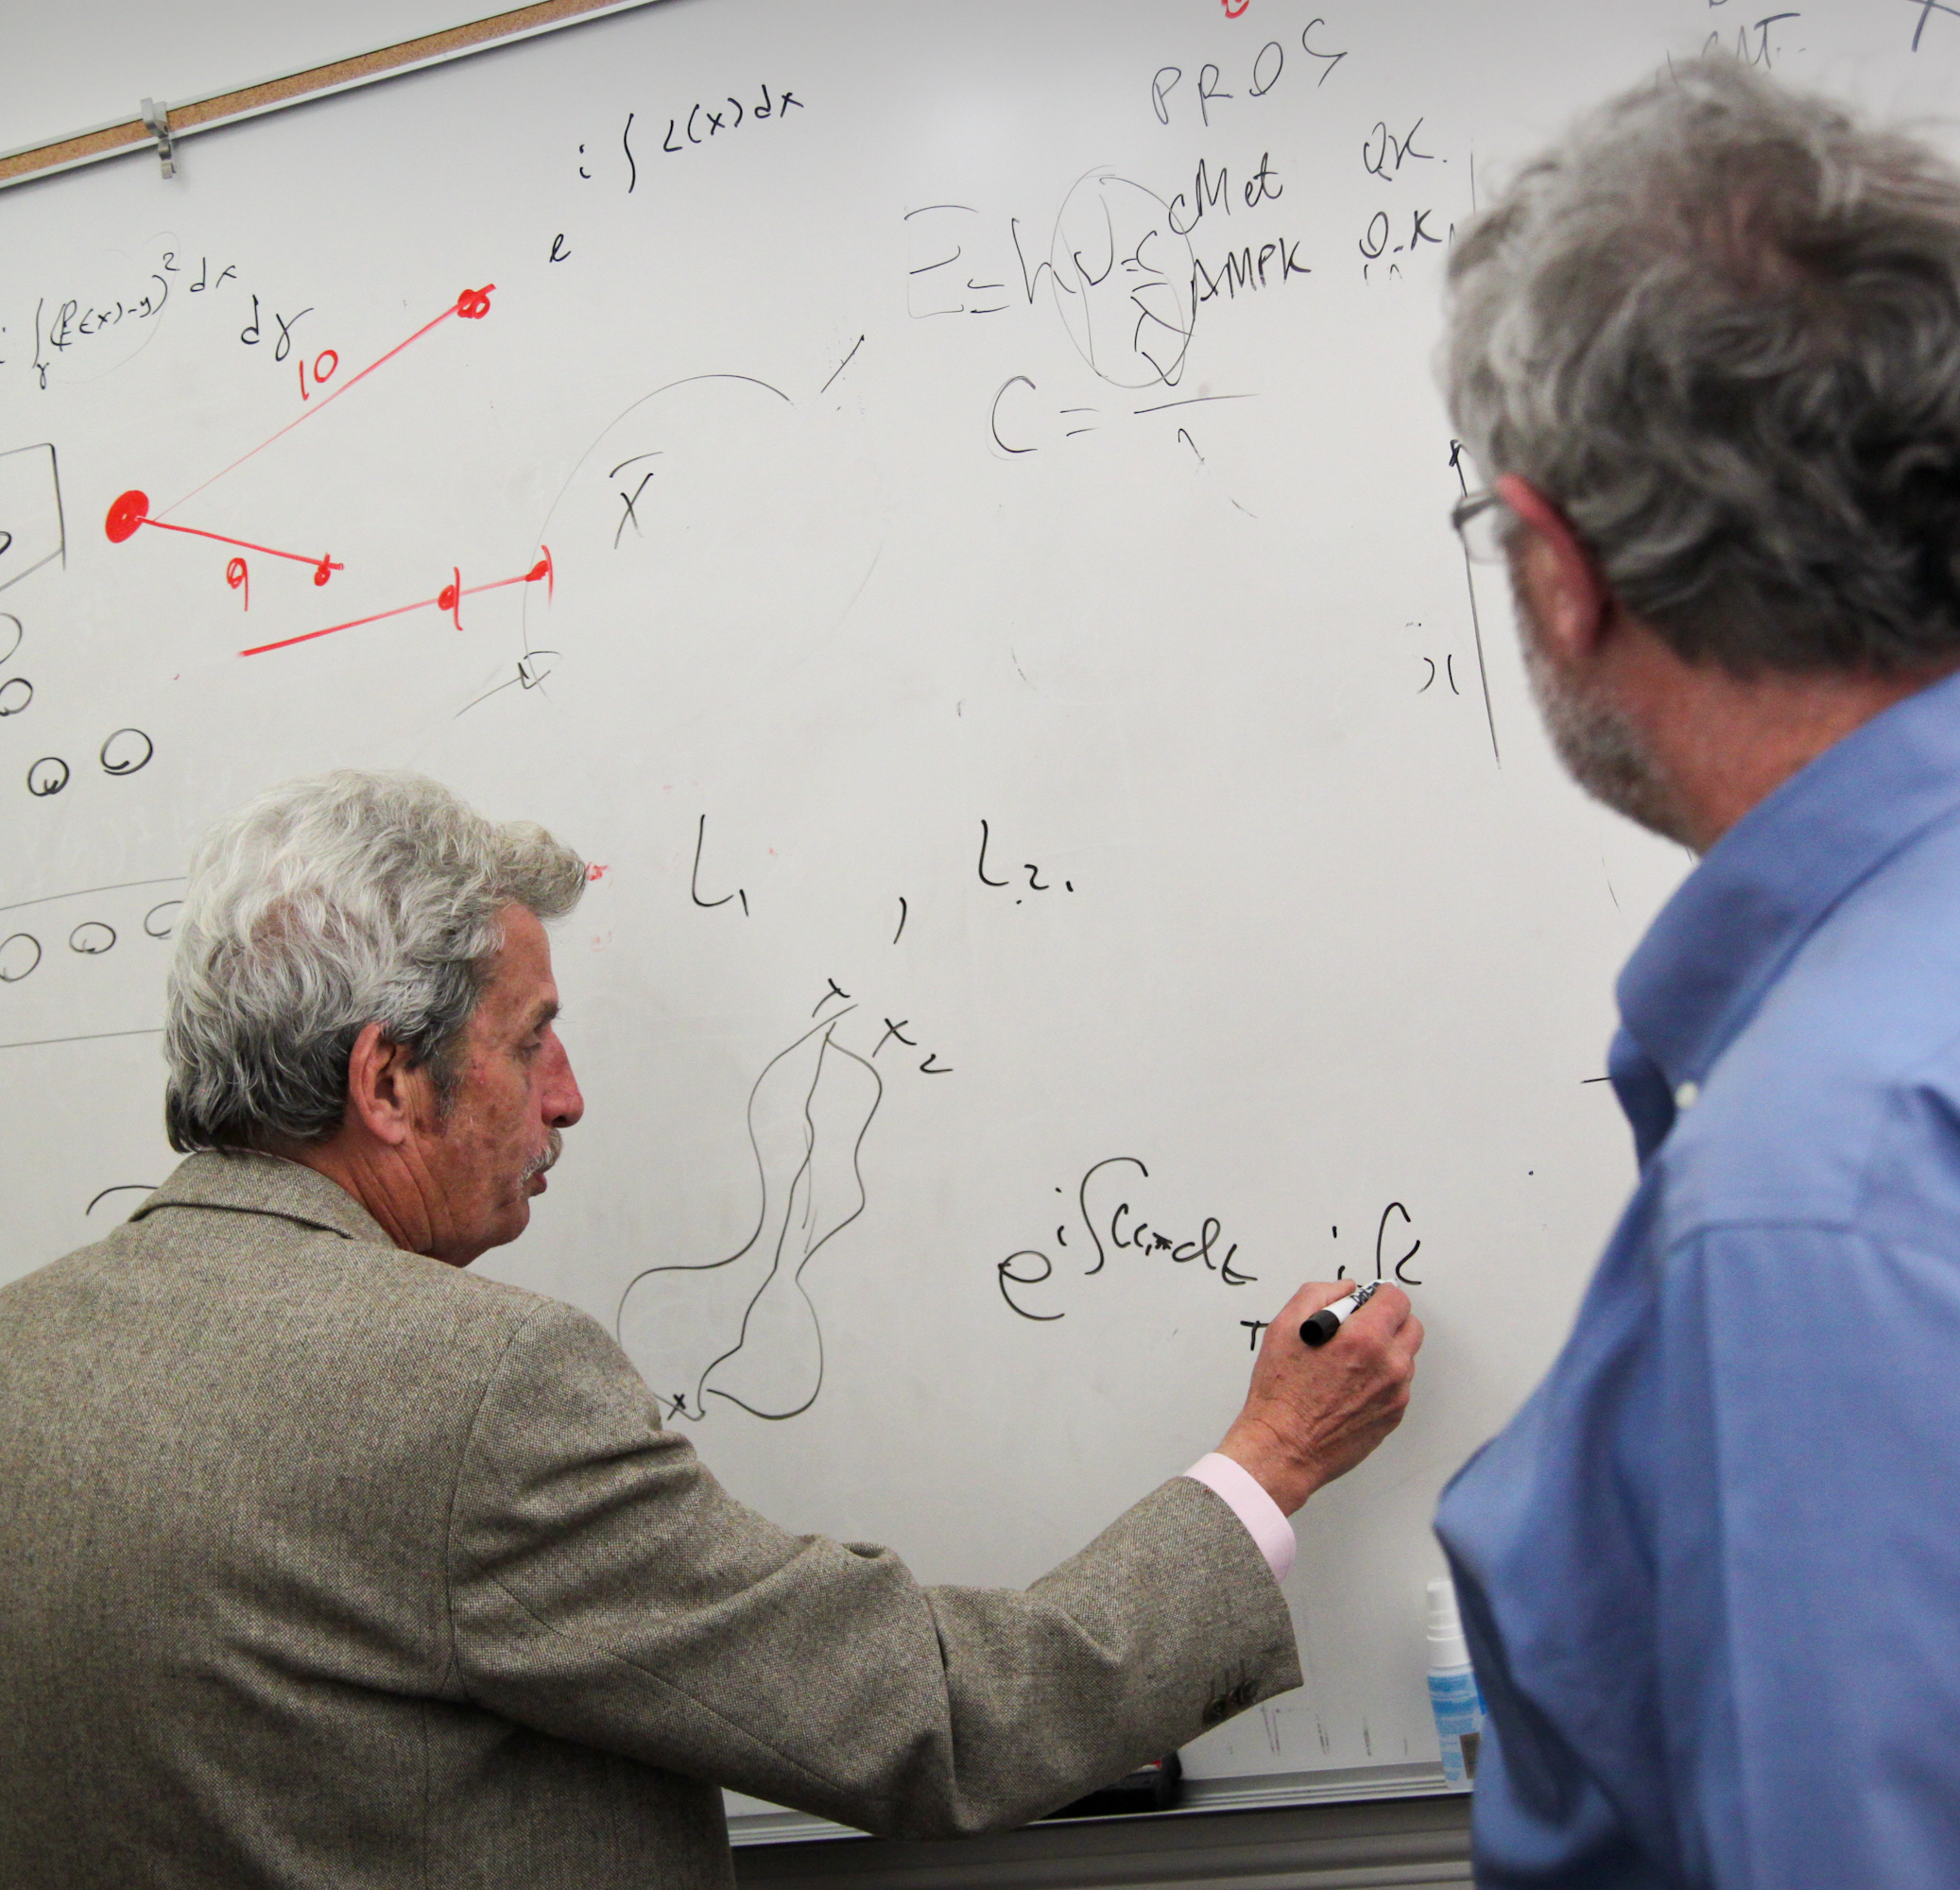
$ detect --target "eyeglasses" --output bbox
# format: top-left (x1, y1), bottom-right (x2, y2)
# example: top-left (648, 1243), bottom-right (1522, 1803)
top-left (1450, 490), bottom-right (1512, 564)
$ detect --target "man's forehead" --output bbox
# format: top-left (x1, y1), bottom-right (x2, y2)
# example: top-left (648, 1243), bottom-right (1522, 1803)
top-left (478, 907), bottom-right (558, 1013)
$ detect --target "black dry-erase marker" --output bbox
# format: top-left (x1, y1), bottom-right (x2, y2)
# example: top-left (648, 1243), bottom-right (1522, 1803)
top-left (1300, 1280), bottom-right (1379, 1347)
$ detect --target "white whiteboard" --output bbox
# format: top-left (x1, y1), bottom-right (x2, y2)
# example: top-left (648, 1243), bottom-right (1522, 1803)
top-left (4, 0), bottom-right (1953, 1811)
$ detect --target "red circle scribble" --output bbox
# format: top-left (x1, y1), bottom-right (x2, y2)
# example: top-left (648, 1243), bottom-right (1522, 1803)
top-left (1223, 0), bottom-right (1249, 13)
top-left (226, 558), bottom-right (249, 610)
top-left (455, 284), bottom-right (495, 319)
top-left (313, 556), bottom-right (335, 587)
top-left (314, 349), bottom-right (339, 384)
top-left (105, 490), bottom-right (149, 543)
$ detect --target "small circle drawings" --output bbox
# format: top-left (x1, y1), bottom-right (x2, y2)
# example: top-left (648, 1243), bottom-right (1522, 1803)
top-left (69, 921), bottom-right (116, 955)
top-left (0, 678), bottom-right (31, 717)
top-left (0, 933), bottom-right (42, 983)
top-left (0, 614), bottom-right (21, 665)
top-left (143, 901), bottom-right (182, 940)
top-left (26, 757), bottom-right (69, 798)
top-left (100, 729), bottom-right (154, 777)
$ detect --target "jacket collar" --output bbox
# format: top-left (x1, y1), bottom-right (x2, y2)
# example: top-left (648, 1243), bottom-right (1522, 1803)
top-left (1617, 665), bottom-right (1960, 1097)
top-left (130, 1149), bottom-right (396, 1247)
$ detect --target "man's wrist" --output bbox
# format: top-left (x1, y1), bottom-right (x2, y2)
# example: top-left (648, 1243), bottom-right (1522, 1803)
top-left (1183, 1452), bottom-right (1297, 1582)
top-left (1215, 1418), bottom-right (1322, 1518)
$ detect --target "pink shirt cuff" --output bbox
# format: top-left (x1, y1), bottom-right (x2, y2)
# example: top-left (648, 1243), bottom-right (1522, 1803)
top-left (1183, 1453), bottom-right (1296, 1583)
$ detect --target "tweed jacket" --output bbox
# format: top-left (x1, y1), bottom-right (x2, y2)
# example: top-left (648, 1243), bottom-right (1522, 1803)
top-left (0, 1152), bottom-right (1301, 1890)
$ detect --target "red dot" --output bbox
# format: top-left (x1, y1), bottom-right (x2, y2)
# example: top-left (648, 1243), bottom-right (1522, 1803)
top-left (105, 490), bottom-right (149, 543)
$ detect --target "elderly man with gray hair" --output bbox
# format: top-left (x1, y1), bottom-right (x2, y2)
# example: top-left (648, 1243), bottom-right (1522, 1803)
top-left (0, 771), bottom-right (1421, 1887)
top-left (1434, 56), bottom-right (1960, 1890)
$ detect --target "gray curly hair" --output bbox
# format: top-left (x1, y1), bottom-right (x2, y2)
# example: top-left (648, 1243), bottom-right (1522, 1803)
top-left (164, 771), bottom-right (586, 1154)
top-left (1445, 55), bottom-right (1960, 674)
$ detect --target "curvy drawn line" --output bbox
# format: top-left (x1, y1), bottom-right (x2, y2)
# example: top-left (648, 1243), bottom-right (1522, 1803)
top-left (0, 875), bottom-right (185, 916)
top-left (615, 1013), bottom-right (881, 1422)
top-left (623, 110), bottom-right (638, 193)
top-left (456, 674), bottom-right (524, 716)
top-left (0, 1027), bottom-right (163, 1054)
top-left (1080, 1156), bottom-right (1148, 1276)
top-left (998, 1249), bottom-right (1066, 1321)
top-left (991, 376), bottom-right (1038, 455)
top-left (1132, 392), bottom-right (1256, 415)
top-left (1376, 1200), bottom-right (1421, 1287)
top-left (521, 374), bottom-right (795, 658)
top-left (86, 1183), bottom-right (157, 1215)
top-left (454, 648), bottom-right (559, 718)
top-left (706, 1029), bottom-right (882, 1422)
top-left (638, 372), bottom-right (789, 406)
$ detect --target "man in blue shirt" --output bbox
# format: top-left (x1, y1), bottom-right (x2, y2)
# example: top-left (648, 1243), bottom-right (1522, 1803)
top-left (1434, 57), bottom-right (1960, 1887)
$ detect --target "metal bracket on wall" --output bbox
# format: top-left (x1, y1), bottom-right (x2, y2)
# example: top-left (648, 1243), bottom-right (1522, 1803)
top-left (139, 98), bottom-right (174, 177)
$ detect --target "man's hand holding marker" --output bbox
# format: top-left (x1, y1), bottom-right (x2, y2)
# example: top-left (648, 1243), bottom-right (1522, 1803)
top-left (1214, 1280), bottom-right (1423, 1517)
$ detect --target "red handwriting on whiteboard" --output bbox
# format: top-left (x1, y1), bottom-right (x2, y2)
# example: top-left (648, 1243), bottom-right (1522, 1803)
top-left (105, 490), bottom-right (342, 589)
top-left (239, 546), bottom-right (552, 658)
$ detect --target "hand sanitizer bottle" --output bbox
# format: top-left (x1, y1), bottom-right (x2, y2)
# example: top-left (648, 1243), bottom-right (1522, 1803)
top-left (1426, 1574), bottom-right (1485, 1788)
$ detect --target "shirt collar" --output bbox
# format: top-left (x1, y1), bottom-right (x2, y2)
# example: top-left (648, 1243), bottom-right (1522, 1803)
top-left (129, 1148), bottom-right (396, 1246)
top-left (1616, 665), bottom-right (1960, 1100)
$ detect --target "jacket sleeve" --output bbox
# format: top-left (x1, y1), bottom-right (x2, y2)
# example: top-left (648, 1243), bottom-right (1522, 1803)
top-left (443, 1299), bottom-right (1301, 1837)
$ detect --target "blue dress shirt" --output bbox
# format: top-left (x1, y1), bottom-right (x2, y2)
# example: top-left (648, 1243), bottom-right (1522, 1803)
top-left (1435, 667), bottom-right (1960, 1888)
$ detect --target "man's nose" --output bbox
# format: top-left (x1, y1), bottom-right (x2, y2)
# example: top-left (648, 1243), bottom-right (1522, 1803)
top-left (543, 1035), bottom-right (584, 1129)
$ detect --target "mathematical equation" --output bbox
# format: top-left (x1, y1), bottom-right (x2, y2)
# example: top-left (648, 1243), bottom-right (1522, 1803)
top-left (997, 1156), bottom-right (1256, 1322)
top-left (999, 1168), bottom-right (1428, 1337)
top-left (588, 81), bottom-right (807, 195)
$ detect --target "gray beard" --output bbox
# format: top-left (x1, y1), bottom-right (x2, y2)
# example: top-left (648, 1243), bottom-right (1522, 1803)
top-left (523, 1127), bottom-right (564, 1184)
top-left (1518, 606), bottom-right (1696, 849)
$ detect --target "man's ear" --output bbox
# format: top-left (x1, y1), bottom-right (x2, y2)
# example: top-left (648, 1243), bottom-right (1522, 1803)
top-left (344, 1022), bottom-right (429, 1148)
top-left (1496, 474), bottom-right (1611, 662)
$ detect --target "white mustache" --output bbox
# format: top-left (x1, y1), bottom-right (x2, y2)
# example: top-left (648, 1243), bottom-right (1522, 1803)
top-left (524, 1128), bottom-right (564, 1182)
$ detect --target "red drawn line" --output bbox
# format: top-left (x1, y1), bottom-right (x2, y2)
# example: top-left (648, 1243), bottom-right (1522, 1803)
top-left (162, 284), bottom-right (496, 518)
top-left (239, 547), bottom-right (551, 658)
top-left (106, 493), bottom-right (340, 574)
